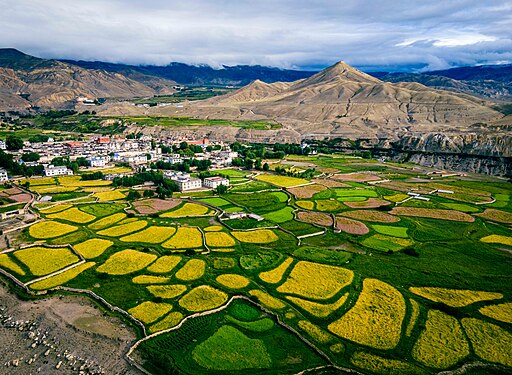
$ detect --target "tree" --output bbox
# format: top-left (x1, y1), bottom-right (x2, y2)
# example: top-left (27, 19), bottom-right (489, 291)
top-left (215, 184), bottom-right (228, 195)
top-left (127, 190), bottom-right (141, 201)
top-left (143, 189), bottom-right (155, 198)
top-left (262, 162), bottom-right (270, 171)
top-left (21, 152), bottom-right (40, 162)
top-left (6, 135), bottom-right (23, 151)
top-left (254, 158), bottom-right (262, 170)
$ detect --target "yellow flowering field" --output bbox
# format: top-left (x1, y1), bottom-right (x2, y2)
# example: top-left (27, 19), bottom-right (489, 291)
top-left (149, 311), bottom-right (184, 333)
top-left (120, 226), bottom-right (176, 244)
top-left (296, 200), bottom-right (315, 210)
top-left (25, 177), bottom-right (56, 186)
top-left (88, 213), bottom-right (127, 230)
top-left (29, 221), bottom-right (78, 239)
top-left (47, 207), bottom-right (96, 224)
top-left (132, 275), bottom-right (171, 284)
top-left (328, 278), bottom-right (405, 350)
top-left (287, 293), bottom-right (348, 318)
top-left (31, 185), bottom-right (78, 194)
top-left (297, 320), bottom-right (333, 344)
top-left (147, 284), bottom-right (188, 299)
top-left (96, 249), bottom-right (157, 275)
top-left (178, 285), bottom-right (228, 312)
top-left (74, 238), bottom-right (113, 259)
top-left (407, 299), bottom-right (421, 336)
top-left (40, 204), bottom-right (73, 214)
top-left (13, 246), bottom-right (79, 276)
top-left (0, 254), bottom-right (25, 276)
top-left (146, 255), bottom-right (182, 273)
top-left (59, 178), bottom-right (112, 187)
top-left (97, 220), bottom-right (148, 237)
top-left (161, 227), bottom-right (203, 249)
top-left (174, 259), bottom-right (205, 281)
top-left (412, 310), bottom-right (469, 369)
top-left (462, 318), bottom-right (512, 367)
top-left (29, 262), bottom-right (96, 290)
top-left (231, 229), bottom-right (278, 244)
top-left (409, 287), bottom-right (503, 307)
top-left (128, 301), bottom-right (173, 324)
top-left (479, 302), bottom-right (512, 324)
top-left (160, 203), bottom-right (212, 217)
top-left (93, 189), bottom-right (126, 201)
top-left (277, 261), bottom-right (353, 300)
top-left (216, 274), bottom-right (250, 289)
top-left (255, 174), bottom-right (309, 188)
top-left (259, 257), bottom-right (293, 284)
top-left (480, 234), bottom-right (512, 246)
top-left (204, 225), bottom-right (223, 232)
top-left (205, 232), bottom-right (236, 247)
top-left (248, 290), bottom-right (286, 310)
top-left (351, 352), bottom-right (425, 375)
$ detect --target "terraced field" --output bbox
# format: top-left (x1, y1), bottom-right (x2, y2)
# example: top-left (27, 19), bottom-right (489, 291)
top-left (2, 154), bottom-right (512, 374)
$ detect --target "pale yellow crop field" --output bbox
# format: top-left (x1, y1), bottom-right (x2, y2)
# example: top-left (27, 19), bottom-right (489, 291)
top-left (328, 279), bottom-right (405, 350)
top-left (93, 189), bottom-right (126, 201)
top-left (480, 234), bottom-right (512, 246)
top-left (297, 320), bottom-right (333, 344)
top-left (40, 204), bottom-right (73, 214)
top-left (259, 257), bottom-right (293, 284)
top-left (149, 312), bottom-right (184, 333)
top-left (97, 220), bottom-right (148, 237)
top-left (205, 232), bottom-right (236, 247)
top-left (146, 256), bottom-right (182, 273)
top-left (479, 302), bottom-right (512, 324)
top-left (161, 227), bottom-right (203, 249)
top-left (248, 290), bottom-right (285, 310)
top-left (160, 203), bottom-right (211, 217)
top-left (0, 254), bottom-right (25, 276)
top-left (412, 310), bottom-right (469, 369)
top-left (232, 229), bottom-right (278, 244)
top-left (351, 352), bottom-right (425, 375)
top-left (296, 200), bottom-right (315, 210)
top-left (255, 174), bottom-right (309, 188)
top-left (29, 221), bottom-right (78, 239)
top-left (96, 249), bottom-right (157, 275)
top-left (178, 285), bottom-right (228, 312)
top-left (13, 246), bottom-right (79, 276)
top-left (47, 207), bottom-right (96, 223)
top-left (287, 293), bottom-right (348, 318)
top-left (204, 225), bottom-right (223, 232)
top-left (277, 261), bottom-right (353, 300)
top-left (128, 301), bottom-right (173, 324)
top-left (216, 274), bottom-right (250, 289)
top-left (30, 262), bottom-right (96, 290)
top-left (407, 299), bottom-right (421, 336)
top-left (74, 239), bottom-right (113, 259)
top-left (147, 285), bottom-right (187, 299)
top-left (132, 275), bottom-right (171, 284)
top-left (174, 259), bottom-right (205, 281)
top-left (409, 287), bottom-right (503, 307)
top-left (120, 226), bottom-right (176, 244)
top-left (88, 213), bottom-right (127, 230)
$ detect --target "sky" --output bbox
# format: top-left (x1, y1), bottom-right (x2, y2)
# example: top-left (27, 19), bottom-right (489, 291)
top-left (1, 0), bottom-right (511, 72)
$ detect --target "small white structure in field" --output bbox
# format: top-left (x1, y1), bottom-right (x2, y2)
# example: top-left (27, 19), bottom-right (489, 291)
top-left (0, 168), bottom-right (8, 182)
top-left (437, 189), bottom-right (454, 194)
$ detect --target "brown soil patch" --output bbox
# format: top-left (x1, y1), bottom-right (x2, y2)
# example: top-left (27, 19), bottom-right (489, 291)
top-left (335, 217), bottom-right (369, 235)
top-left (390, 207), bottom-right (475, 222)
top-left (312, 179), bottom-right (350, 188)
top-left (474, 209), bottom-right (512, 224)
top-left (341, 210), bottom-right (400, 223)
top-left (344, 198), bottom-right (391, 209)
top-left (133, 198), bottom-right (181, 214)
top-left (297, 211), bottom-right (333, 227)
top-left (2, 187), bottom-right (23, 196)
top-left (9, 193), bottom-right (31, 203)
top-left (288, 184), bottom-right (327, 199)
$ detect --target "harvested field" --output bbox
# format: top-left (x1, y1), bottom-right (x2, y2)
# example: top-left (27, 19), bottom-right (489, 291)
top-left (132, 198), bottom-right (181, 214)
top-left (74, 239), bottom-right (113, 259)
top-left (332, 173), bottom-right (381, 182)
top-left (162, 227), bottom-right (203, 249)
top-left (312, 179), bottom-right (350, 188)
top-left (344, 198), bottom-right (390, 209)
top-left (96, 249), bottom-right (157, 275)
top-left (328, 279), bottom-right (405, 349)
top-left (479, 302), bottom-right (512, 323)
top-left (88, 213), bottom-right (126, 230)
top-left (412, 310), bottom-right (469, 369)
top-left (147, 285), bottom-right (187, 299)
top-left (287, 293), bottom-right (348, 318)
top-left (160, 202), bottom-right (212, 217)
top-left (480, 234), bottom-right (512, 246)
top-left (13, 246), bottom-right (79, 276)
top-left (462, 318), bottom-right (512, 367)
top-left (248, 290), bottom-right (286, 310)
top-left (175, 259), bottom-right (206, 281)
top-left (29, 220), bottom-right (78, 239)
top-left (335, 217), bottom-right (369, 235)
top-left (128, 301), bottom-right (173, 324)
top-left (47, 207), bottom-right (96, 223)
top-left (255, 174), bottom-right (309, 188)
top-left (297, 211), bottom-right (333, 227)
top-left (147, 256), bottom-right (182, 273)
top-left (277, 261), bottom-right (353, 300)
top-left (216, 274), bottom-right (250, 289)
top-left (231, 230), bottom-right (279, 244)
top-left (409, 287), bottom-right (503, 307)
top-left (97, 220), bottom-right (148, 237)
top-left (390, 207), bottom-right (474, 222)
top-left (288, 184), bottom-right (327, 199)
top-left (179, 285), bottom-right (228, 312)
top-left (340, 210), bottom-right (400, 223)
top-left (9, 193), bottom-right (31, 203)
top-left (475, 209), bottom-right (512, 224)
top-left (132, 275), bottom-right (170, 284)
top-left (259, 257), bottom-right (293, 284)
top-left (205, 232), bottom-right (236, 247)
top-left (29, 262), bottom-right (96, 290)
top-left (120, 226), bottom-right (176, 243)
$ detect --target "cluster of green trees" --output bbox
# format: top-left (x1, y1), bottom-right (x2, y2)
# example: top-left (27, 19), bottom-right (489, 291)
top-left (81, 171), bottom-right (104, 180)
top-left (274, 166), bottom-right (316, 179)
top-left (50, 156), bottom-right (90, 174)
top-left (112, 171), bottom-right (179, 199)
top-left (0, 150), bottom-right (43, 177)
top-left (151, 158), bottom-right (211, 172)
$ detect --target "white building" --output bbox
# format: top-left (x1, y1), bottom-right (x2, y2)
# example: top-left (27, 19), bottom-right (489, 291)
top-left (175, 176), bottom-right (202, 191)
top-left (0, 169), bottom-right (8, 182)
top-left (88, 156), bottom-right (109, 167)
top-left (44, 165), bottom-right (73, 177)
top-left (203, 176), bottom-right (230, 189)
top-left (0, 140), bottom-right (6, 150)
top-left (162, 154), bottom-right (183, 164)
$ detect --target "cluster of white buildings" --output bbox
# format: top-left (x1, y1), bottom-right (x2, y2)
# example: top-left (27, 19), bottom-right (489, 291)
top-left (43, 165), bottom-right (73, 177)
top-left (163, 171), bottom-right (230, 191)
top-left (0, 168), bottom-right (8, 182)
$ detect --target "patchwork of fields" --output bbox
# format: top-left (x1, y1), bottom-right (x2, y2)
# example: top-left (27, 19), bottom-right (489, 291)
top-left (1, 155), bottom-right (512, 374)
